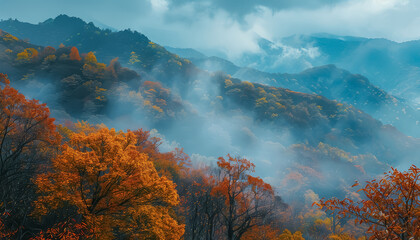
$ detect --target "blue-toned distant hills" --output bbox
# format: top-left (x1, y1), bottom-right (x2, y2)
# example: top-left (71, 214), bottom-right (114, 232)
top-left (189, 33), bottom-right (420, 109)
top-left (169, 44), bottom-right (420, 138)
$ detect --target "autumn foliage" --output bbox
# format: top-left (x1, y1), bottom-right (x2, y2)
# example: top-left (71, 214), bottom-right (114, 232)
top-left (212, 155), bottom-right (275, 240)
top-left (69, 46), bottom-right (81, 61)
top-left (16, 48), bottom-right (39, 63)
top-left (0, 73), bottom-right (60, 238)
top-left (31, 219), bottom-right (92, 240)
top-left (317, 165), bottom-right (420, 240)
top-left (34, 127), bottom-right (184, 239)
top-left (0, 73), bottom-right (59, 183)
top-left (1, 68), bottom-right (419, 239)
top-left (82, 51), bottom-right (106, 79)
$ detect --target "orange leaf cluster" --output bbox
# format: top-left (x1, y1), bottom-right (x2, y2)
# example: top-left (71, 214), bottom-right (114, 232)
top-left (34, 127), bottom-right (184, 239)
top-left (69, 46), bottom-right (81, 61)
top-left (317, 165), bottom-right (420, 239)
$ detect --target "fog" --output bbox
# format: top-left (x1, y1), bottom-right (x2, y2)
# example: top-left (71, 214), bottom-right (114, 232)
top-left (2, 13), bottom-right (419, 211)
top-left (2, 0), bottom-right (420, 59)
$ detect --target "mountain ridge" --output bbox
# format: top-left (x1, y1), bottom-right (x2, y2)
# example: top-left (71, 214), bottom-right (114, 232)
top-left (1, 17), bottom-right (419, 203)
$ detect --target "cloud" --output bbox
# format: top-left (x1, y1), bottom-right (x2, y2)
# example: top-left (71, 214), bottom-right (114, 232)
top-left (190, 153), bottom-right (218, 168)
top-left (169, 0), bottom-right (350, 19)
top-left (0, 0), bottom-right (419, 59)
top-left (159, 6), bottom-right (261, 58)
top-left (246, 0), bottom-right (416, 42)
top-left (149, 129), bottom-right (181, 152)
top-left (150, 0), bottom-right (169, 12)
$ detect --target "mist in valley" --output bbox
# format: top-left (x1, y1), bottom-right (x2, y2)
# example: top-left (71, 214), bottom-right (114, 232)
top-left (0, 2), bottom-right (419, 238)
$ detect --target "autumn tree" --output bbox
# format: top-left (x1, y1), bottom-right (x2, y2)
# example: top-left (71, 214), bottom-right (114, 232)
top-left (69, 46), bottom-right (82, 61)
top-left (41, 46), bottom-right (56, 58)
top-left (1, 32), bottom-right (19, 42)
top-left (33, 127), bottom-right (184, 239)
top-left (180, 168), bottom-right (224, 240)
top-left (328, 233), bottom-right (366, 240)
top-left (128, 51), bottom-right (140, 65)
top-left (105, 57), bottom-right (119, 78)
top-left (82, 52), bottom-right (106, 79)
top-left (130, 128), bottom-right (190, 181)
top-left (0, 73), bottom-right (60, 237)
top-left (0, 213), bottom-right (17, 239)
top-left (140, 81), bottom-right (183, 120)
top-left (212, 155), bottom-right (275, 240)
top-left (31, 219), bottom-right (92, 240)
top-left (16, 48), bottom-right (39, 63)
top-left (242, 225), bottom-right (282, 240)
top-left (317, 165), bottom-right (420, 240)
top-left (129, 128), bottom-right (227, 240)
top-left (278, 229), bottom-right (305, 240)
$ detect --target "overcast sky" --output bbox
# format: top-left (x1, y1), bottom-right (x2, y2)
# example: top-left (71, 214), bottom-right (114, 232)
top-left (1, 0), bottom-right (419, 58)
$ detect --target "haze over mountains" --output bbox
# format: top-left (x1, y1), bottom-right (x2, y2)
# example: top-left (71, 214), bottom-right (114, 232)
top-left (186, 33), bottom-right (420, 109)
top-left (170, 42), bottom-right (420, 138)
top-left (0, 14), bottom-right (419, 203)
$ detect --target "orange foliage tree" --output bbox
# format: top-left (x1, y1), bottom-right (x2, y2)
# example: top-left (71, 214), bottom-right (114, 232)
top-left (242, 225), bottom-right (282, 240)
top-left (212, 155), bottom-right (275, 240)
top-left (30, 219), bottom-right (92, 240)
top-left (69, 46), bottom-right (82, 61)
top-left (0, 213), bottom-right (17, 239)
top-left (317, 165), bottom-right (420, 240)
top-left (141, 81), bottom-right (171, 118)
top-left (33, 127), bottom-right (184, 239)
top-left (0, 73), bottom-right (60, 237)
top-left (0, 73), bottom-right (59, 172)
top-left (130, 128), bottom-right (190, 181)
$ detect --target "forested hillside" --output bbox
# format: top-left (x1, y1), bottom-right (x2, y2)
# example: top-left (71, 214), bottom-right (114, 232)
top-left (0, 15), bottom-right (418, 239)
top-left (174, 48), bottom-right (420, 138)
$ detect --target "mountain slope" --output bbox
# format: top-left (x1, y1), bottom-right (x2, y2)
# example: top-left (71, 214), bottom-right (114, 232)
top-left (1, 18), bottom-right (420, 202)
top-left (215, 74), bottom-right (420, 164)
top-left (267, 35), bottom-right (420, 108)
top-left (0, 15), bottom-right (199, 89)
top-left (235, 65), bottom-right (420, 137)
top-left (170, 46), bottom-right (420, 137)
top-left (0, 30), bottom-right (185, 122)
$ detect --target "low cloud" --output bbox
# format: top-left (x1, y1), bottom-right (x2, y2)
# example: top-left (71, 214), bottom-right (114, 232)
top-left (2, 0), bottom-right (419, 61)
top-left (247, 0), bottom-right (414, 42)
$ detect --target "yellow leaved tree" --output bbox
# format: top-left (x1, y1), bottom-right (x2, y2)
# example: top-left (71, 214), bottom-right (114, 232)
top-left (278, 229), bottom-right (305, 240)
top-left (33, 127), bottom-right (184, 239)
top-left (82, 52), bottom-right (106, 79)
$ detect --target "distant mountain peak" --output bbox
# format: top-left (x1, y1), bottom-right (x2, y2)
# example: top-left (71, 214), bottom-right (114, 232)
top-left (40, 14), bottom-right (99, 31)
top-left (43, 14), bottom-right (85, 25)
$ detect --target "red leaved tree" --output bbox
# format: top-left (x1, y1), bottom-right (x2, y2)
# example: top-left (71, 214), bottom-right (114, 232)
top-left (69, 47), bottom-right (81, 61)
top-left (212, 155), bottom-right (275, 240)
top-left (317, 165), bottom-right (420, 240)
top-left (0, 73), bottom-right (60, 238)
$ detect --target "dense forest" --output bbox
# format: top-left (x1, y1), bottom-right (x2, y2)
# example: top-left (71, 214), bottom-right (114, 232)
top-left (0, 72), bottom-right (419, 239)
top-left (0, 14), bottom-right (419, 239)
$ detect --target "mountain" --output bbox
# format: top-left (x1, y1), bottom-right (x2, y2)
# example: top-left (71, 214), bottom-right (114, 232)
top-left (0, 15), bottom-right (199, 91)
top-left (1, 17), bottom-right (420, 201)
top-left (235, 65), bottom-right (420, 137)
top-left (215, 74), bottom-right (420, 164)
top-left (0, 30), bottom-right (185, 122)
top-left (169, 46), bottom-right (420, 138)
top-left (191, 34), bottom-right (420, 109)
top-left (165, 46), bottom-right (207, 59)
